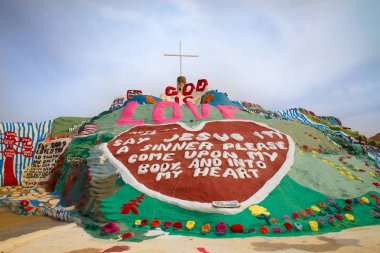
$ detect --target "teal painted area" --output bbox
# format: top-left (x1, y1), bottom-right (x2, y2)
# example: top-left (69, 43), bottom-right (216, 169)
top-left (101, 175), bottom-right (380, 238)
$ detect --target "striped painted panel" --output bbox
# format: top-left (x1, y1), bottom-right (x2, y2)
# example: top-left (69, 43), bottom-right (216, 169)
top-left (0, 121), bottom-right (52, 185)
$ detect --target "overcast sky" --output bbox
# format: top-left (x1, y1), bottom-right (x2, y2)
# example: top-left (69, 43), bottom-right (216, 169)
top-left (0, 0), bottom-right (379, 137)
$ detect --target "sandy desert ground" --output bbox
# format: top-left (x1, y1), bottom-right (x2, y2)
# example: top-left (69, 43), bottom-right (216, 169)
top-left (1, 206), bottom-right (380, 253)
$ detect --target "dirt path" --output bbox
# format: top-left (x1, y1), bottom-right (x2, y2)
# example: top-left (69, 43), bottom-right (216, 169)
top-left (0, 205), bottom-right (68, 241)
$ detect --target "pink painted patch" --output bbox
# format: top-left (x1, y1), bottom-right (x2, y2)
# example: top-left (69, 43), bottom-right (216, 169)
top-left (196, 247), bottom-right (210, 253)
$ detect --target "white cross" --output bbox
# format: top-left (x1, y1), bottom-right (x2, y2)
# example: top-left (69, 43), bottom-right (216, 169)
top-left (164, 41), bottom-right (199, 76)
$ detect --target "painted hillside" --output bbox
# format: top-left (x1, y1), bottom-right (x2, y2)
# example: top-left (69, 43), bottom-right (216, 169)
top-left (0, 78), bottom-right (379, 241)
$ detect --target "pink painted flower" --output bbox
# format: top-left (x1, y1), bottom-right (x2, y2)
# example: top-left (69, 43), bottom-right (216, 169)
top-left (102, 221), bottom-right (120, 234)
top-left (215, 222), bottom-right (227, 234)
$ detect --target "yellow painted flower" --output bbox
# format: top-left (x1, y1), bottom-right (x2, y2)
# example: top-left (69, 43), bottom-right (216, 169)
top-left (369, 172), bottom-right (376, 177)
top-left (329, 162), bottom-right (335, 166)
top-left (345, 213), bottom-right (354, 221)
top-left (340, 171), bottom-right (346, 176)
top-left (346, 171), bottom-right (351, 175)
top-left (322, 159), bottom-right (328, 163)
top-left (312, 154), bottom-right (317, 157)
top-left (348, 175), bottom-right (355, 180)
top-left (134, 220), bottom-right (141, 226)
top-left (359, 197), bottom-right (369, 204)
top-left (311, 206), bottom-right (320, 212)
top-left (354, 166), bottom-right (359, 171)
top-left (248, 205), bottom-right (270, 216)
top-left (309, 221), bottom-right (318, 231)
top-left (186, 220), bottom-right (195, 230)
top-left (299, 150), bottom-right (304, 155)
top-left (355, 176), bottom-right (362, 181)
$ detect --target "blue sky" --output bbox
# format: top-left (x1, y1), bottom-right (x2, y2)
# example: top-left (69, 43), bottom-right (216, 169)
top-left (0, 0), bottom-right (379, 137)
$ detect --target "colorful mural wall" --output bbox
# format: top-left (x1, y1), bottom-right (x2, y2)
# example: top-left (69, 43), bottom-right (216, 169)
top-left (0, 121), bottom-right (51, 186)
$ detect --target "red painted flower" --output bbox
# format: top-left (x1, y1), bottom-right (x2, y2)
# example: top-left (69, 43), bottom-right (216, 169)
top-left (305, 208), bottom-right (313, 215)
top-left (259, 226), bottom-right (269, 234)
top-left (151, 219), bottom-right (161, 227)
top-left (334, 214), bottom-right (343, 221)
top-left (292, 212), bottom-right (300, 219)
top-left (230, 224), bottom-right (244, 233)
top-left (20, 200), bottom-right (29, 207)
top-left (122, 233), bottom-right (133, 240)
top-left (163, 221), bottom-right (172, 229)
top-left (173, 222), bottom-right (183, 230)
top-left (344, 205), bottom-right (352, 211)
top-left (141, 219), bottom-right (149, 226)
top-left (318, 202), bottom-right (327, 209)
top-left (283, 222), bottom-right (293, 231)
top-left (24, 206), bottom-right (34, 213)
top-left (345, 199), bottom-right (353, 205)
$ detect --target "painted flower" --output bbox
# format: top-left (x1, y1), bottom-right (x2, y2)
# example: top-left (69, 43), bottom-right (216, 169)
top-left (271, 217), bottom-right (278, 224)
top-left (122, 232), bottom-right (133, 240)
top-left (305, 208), bottom-right (314, 215)
top-left (318, 202), bottom-right (327, 209)
top-left (311, 206), bottom-right (320, 212)
top-left (292, 212), bottom-right (300, 219)
top-left (215, 222), bottom-right (227, 234)
top-left (173, 222), bottom-right (183, 230)
top-left (259, 226), bottom-right (269, 234)
top-left (345, 213), bottom-right (355, 221)
top-left (345, 199), bottom-right (353, 205)
top-left (299, 210), bottom-right (307, 218)
top-left (334, 214), bottom-right (344, 221)
top-left (284, 222), bottom-right (293, 231)
top-left (317, 218), bottom-right (325, 225)
top-left (186, 220), bottom-right (195, 230)
top-left (294, 222), bottom-right (303, 231)
top-left (370, 210), bottom-right (379, 218)
top-left (102, 221), bottom-right (120, 234)
top-left (358, 197), bottom-right (369, 204)
top-left (24, 206), bottom-right (34, 213)
top-left (141, 219), bottom-right (149, 226)
top-left (326, 197), bottom-right (335, 204)
top-left (230, 224), bottom-right (244, 233)
top-left (272, 227), bottom-right (282, 233)
top-left (134, 220), bottom-right (141, 226)
top-left (20, 200), bottom-right (29, 207)
top-left (344, 205), bottom-right (353, 211)
top-left (309, 221), bottom-right (318, 231)
top-left (327, 216), bottom-right (335, 224)
top-left (163, 221), bottom-right (172, 229)
top-left (215, 221), bottom-right (227, 234)
top-left (201, 224), bottom-right (210, 234)
top-left (248, 205), bottom-right (270, 216)
top-left (151, 219), bottom-right (161, 228)
top-left (282, 215), bottom-right (290, 222)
